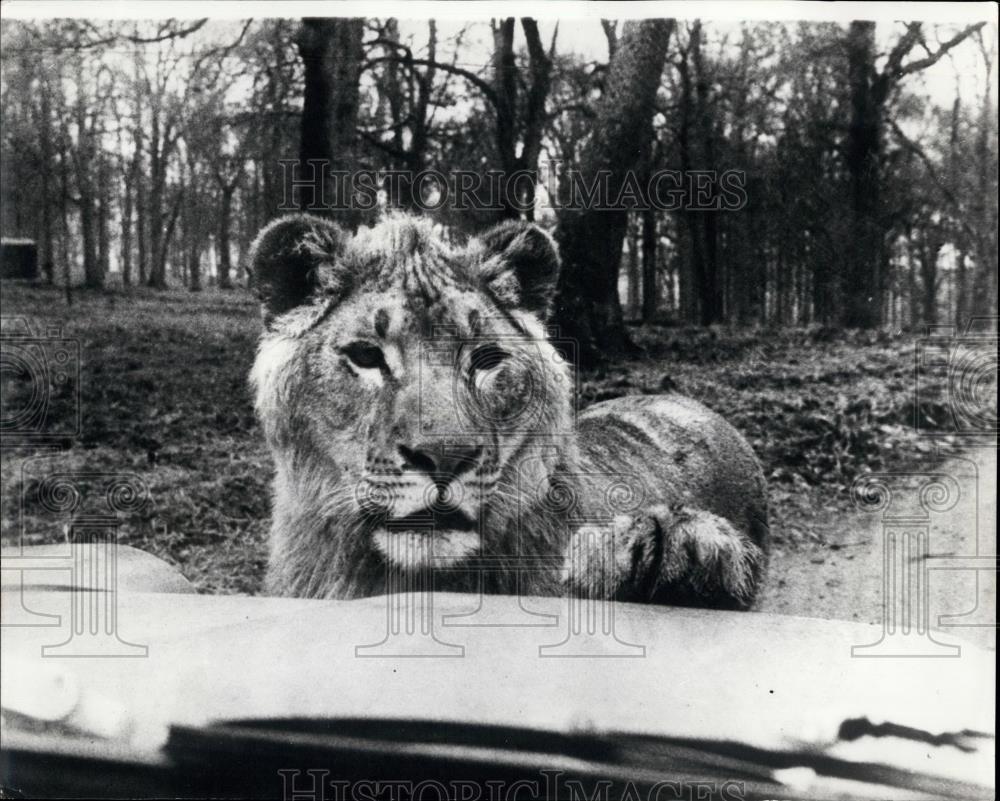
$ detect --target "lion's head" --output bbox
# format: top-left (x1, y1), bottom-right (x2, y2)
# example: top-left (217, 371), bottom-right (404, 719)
top-left (250, 214), bottom-right (574, 576)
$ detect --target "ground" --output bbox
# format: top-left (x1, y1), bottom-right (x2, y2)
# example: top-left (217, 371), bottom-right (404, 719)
top-left (1, 283), bottom-right (995, 647)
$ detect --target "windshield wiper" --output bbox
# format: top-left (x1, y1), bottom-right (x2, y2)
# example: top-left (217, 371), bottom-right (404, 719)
top-left (158, 717), bottom-right (993, 800)
top-left (4, 715), bottom-right (992, 799)
top-left (837, 716), bottom-right (993, 754)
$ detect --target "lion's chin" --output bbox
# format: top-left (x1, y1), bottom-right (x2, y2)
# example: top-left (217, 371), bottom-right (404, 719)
top-left (372, 528), bottom-right (480, 568)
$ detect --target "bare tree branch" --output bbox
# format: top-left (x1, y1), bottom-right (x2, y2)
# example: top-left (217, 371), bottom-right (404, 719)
top-left (364, 54), bottom-right (498, 107)
top-left (887, 21), bottom-right (986, 80)
top-left (601, 19), bottom-right (618, 60)
top-left (889, 119), bottom-right (979, 246)
top-left (126, 20), bottom-right (210, 44)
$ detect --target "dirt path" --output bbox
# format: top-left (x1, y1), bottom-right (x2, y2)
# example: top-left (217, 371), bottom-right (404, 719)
top-left (759, 446), bottom-right (996, 652)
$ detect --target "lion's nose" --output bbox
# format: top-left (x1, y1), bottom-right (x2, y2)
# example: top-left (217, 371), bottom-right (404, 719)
top-left (398, 442), bottom-right (482, 485)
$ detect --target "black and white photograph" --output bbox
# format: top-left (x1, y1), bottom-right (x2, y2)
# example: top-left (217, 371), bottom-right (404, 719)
top-left (0, 1), bottom-right (996, 798)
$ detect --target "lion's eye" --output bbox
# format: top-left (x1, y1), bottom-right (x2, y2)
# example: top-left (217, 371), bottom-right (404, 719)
top-left (469, 343), bottom-right (509, 373)
top-left (341, 341), bottom-right (386, 370)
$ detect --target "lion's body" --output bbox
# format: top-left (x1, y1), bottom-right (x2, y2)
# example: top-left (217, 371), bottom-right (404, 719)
top-left (576, 395), bottom-right (768, 548)
top-left (251, 213), bottom-right (768, 608)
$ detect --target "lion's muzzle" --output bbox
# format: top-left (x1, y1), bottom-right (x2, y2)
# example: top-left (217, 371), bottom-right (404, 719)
top-left (357, 438), bottom-right (489, 566)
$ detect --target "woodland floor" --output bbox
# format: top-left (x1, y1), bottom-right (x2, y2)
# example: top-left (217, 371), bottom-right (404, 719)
top-left (1, 283), bottom-right (995, 647)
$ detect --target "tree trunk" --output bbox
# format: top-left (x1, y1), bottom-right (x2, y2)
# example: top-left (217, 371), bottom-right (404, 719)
top-left (147, 171), bottom-right (166, 288)
top-left (136, 179), bottom-right (148, 285)
top-left (297, 17), bottom-right (365, 227)
top-left (121, 172), bottom-right (133, 287)
top-left (188, 244), bottom-right (202, 292)
top-left (954, 248), bottom-right (968, 324)
top-left (489, 18), bottom-right (553, 221)
top-left (641, 207), bottom-right (658, 322)
top-left (79, 192), bottom-right (100, 288)
top-left (679, 227), bottom-right (698, 323)
top-left (151, 187), bottom-right (182, 289)
top-left (493, 17), bottom-right (518, 194)
top-left (517, 18), bottom-right (553, 221)
top-left (842, 21), bottom-right (884, 328)
top-left (76, 151), bottom-right (100, 287)
top-left (58, 123), bottom-right (73, 299)
top-left (969, 51), bottom-right (999, 319)
top-left (38, 83), bottom-right (55, 284)
top-left (552, 19), bottom-right (674, 367)
top-left (218, 186), bottom-right (235, 289)
top-left (664, 239), bottom-right (677, 316)
top-left (690, 21), bottom-right (722, 325)
top-left (626, 216), bottom-right (640, 318)
top-left (919, 229), bottom-right (942, 326)
top-left (96, 157), bottom-right (110, 286)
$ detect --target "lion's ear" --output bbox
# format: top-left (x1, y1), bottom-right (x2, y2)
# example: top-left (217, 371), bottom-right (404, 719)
top-left (475, 221), bottom-right (560, 320)
top-left (248, 214), bottom-right (350, 328)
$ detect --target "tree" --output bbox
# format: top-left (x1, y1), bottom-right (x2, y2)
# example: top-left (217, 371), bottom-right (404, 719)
top-left (490, 18), bottom-right (555, 219)
top-left (552, 19), bottom-right (674, 366)
top-left (362, 19), bottom-right (441, 211)
top-left (364, 17), bottom-right (555, 222)
top-left (68, 48), bottom-right (107, 288)
top-left (1, 15), bottom-right (989, 325)
top-left (841, 20), bottom-right (985, 328)
top-left (243, 20), bottom-right (300, 230)
top-left (675, 20), bottom-right (724, 325)
top-left (297, 17), bottom-right (365, 227)
top-left (640, 205), bottom-right (658, 322)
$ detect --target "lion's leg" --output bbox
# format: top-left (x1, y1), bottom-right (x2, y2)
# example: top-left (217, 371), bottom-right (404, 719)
top-left (565, 504), bottom-right (766, 610)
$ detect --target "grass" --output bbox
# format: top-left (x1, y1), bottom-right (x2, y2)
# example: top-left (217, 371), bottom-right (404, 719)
top-left (2, 284), bottom-right (267, 593)
top-left (0, 281), bottom-right (984, 593)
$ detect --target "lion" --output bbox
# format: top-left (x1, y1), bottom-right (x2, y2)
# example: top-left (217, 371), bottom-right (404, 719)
top-left (249, 213), bottom-right (768, 609)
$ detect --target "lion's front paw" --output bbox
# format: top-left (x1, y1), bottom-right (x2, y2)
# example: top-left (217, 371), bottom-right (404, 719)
top-left (656, 505), bottom-right (765, 608)
top-left (566, 505), bottom-right (765, 609)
